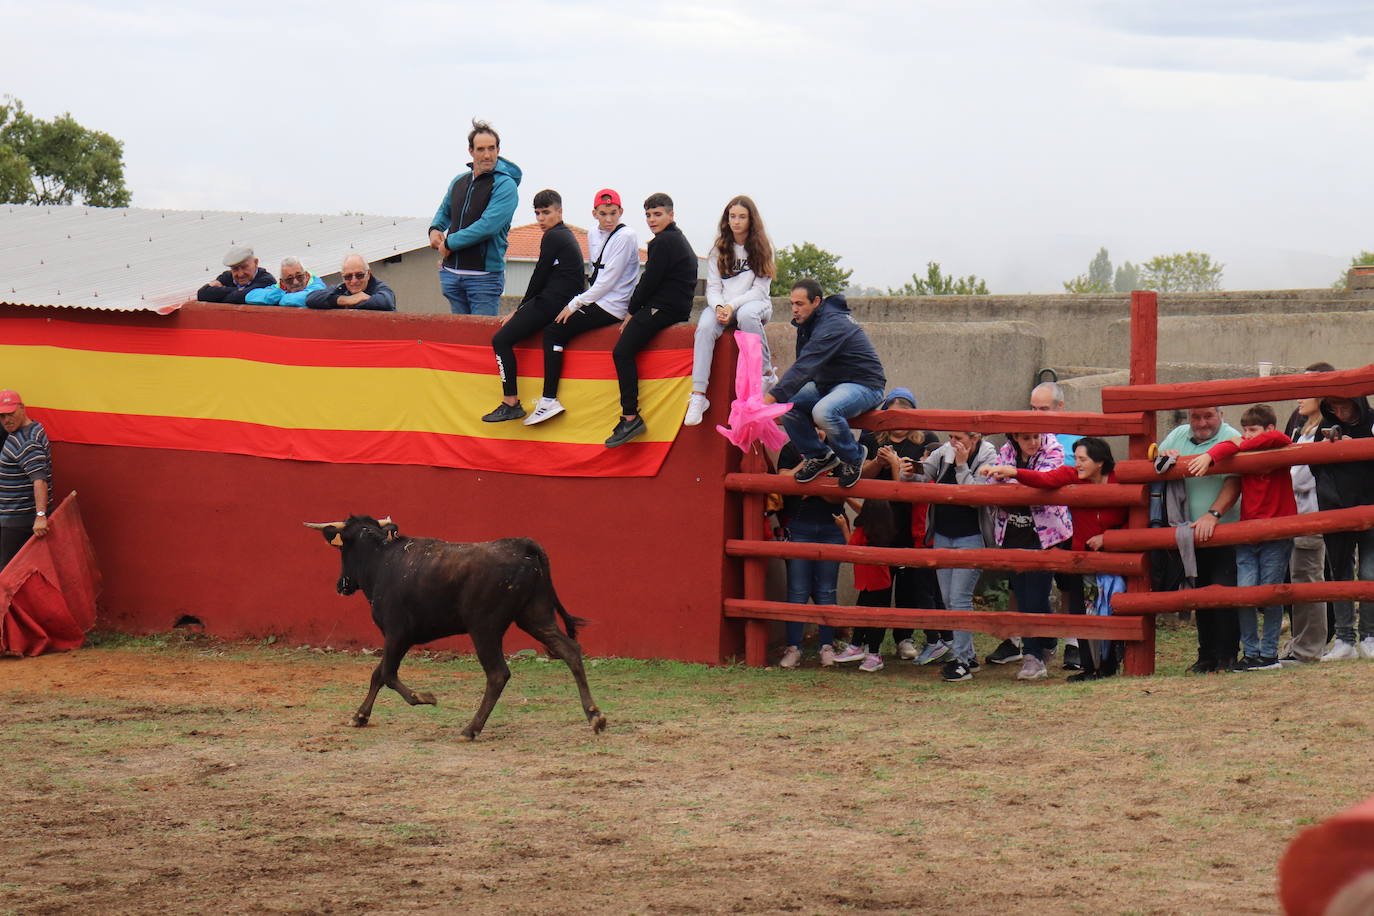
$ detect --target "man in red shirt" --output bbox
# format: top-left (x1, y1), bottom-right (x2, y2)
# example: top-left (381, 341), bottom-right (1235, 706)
top-left (1187, 404), bottom-right (1297, 670)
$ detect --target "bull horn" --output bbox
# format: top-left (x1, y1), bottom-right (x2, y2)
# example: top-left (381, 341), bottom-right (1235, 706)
top-left (378, 516), bottom-right (393, 527)
top-left (303, 521), bottom-right (346, 530)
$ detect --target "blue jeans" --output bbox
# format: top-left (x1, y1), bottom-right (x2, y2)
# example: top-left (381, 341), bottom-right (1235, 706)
top-left (934, 532), bottom-right (984, 663)
top-left (439, 269), bottom-right (504, 316)
top-left (784, 517), bottom-right (844, 649)
top-left (780, 382), bottom-right (884, 466)
top-left (1235, 539), bottom-right (1293, 658)
top-left (1011, 569), bottom-right (1057, 659)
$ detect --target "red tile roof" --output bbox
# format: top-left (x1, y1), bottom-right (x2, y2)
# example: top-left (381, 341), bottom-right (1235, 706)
top-left (505, 223), bottom-right (647, 264)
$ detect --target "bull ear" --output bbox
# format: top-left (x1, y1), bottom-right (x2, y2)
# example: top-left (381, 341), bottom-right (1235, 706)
top-left (330, 531), bottom-right (343, 547)
top-left (304, 521), bottom-right (346, 548)
top-left (378, 516), bottom-right (399, 541)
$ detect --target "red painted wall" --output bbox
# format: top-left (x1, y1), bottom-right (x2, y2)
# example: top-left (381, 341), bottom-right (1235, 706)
top-left (10, 303), bottom-right (744, 663)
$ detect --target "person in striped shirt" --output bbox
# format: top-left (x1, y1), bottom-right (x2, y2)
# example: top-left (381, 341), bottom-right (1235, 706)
top-left (0, 390), bottom-right (52, 570)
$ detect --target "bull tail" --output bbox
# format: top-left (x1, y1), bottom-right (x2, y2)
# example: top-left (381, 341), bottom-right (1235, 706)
top-left (526, 540), bottom-right (588, 640)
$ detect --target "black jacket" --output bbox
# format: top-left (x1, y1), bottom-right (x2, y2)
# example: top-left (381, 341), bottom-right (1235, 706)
top-left (627, 222), bottom-right (696, 319)
top-left (1310, 397), bottom-right (1374, 509)
top-left (197, 268), bottom-right (276, 304)
top-left (519, 222), bottom-right (585, 311)
top-left (305, 275), bottom-right (397, 311)
top-left (770, 295), bottom-right (887, 401)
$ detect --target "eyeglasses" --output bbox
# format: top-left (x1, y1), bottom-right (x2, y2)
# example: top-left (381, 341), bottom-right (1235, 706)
top-left (280, 273), bottom-right (308, 285)
top-left (342, 272), bottom-right (368, 282)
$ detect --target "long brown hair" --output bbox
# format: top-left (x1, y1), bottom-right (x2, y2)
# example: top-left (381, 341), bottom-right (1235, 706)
top-left (715, 195), bottom-right (774, 281)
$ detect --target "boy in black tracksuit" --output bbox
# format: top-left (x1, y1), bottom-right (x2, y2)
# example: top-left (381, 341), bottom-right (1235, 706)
top-left (605, 192), bottom-right (697, 448)
top-left (482, 189), bottom-right (587, 422)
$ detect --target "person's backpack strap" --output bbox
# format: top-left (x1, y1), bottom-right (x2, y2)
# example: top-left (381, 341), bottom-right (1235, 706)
top-left (586, 224), bottom-right (626, 288)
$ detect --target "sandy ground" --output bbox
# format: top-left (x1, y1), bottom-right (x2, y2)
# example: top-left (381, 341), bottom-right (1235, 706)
top-left (2, 634), bottom-right (1371, 915)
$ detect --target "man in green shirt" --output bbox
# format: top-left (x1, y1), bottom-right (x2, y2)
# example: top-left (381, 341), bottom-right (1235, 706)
top-left (1160, 406), bottom-right (1242, 672)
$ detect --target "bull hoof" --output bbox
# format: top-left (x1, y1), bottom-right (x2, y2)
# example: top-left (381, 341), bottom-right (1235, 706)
top-left (590, 714), bottom-right (608, 734)
top-left (349, 715), bottom-right (370, 728)
top-left (460, 729), bottom-right (478, 741)
top-left (414, 692), bottom-right (437, 706)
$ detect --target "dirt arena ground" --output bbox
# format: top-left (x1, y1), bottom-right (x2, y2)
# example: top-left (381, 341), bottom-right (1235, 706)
top-left (2, 629), bottom-right (1370, 915)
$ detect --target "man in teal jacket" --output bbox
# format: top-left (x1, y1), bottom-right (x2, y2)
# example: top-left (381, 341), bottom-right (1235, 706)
top-left (245, 257), bottom-right (326, 307)
top-left (428, 119), bottom-right (521, 316)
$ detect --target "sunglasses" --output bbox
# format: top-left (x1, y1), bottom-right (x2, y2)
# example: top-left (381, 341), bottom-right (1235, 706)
top-left (342, 272), bottom-right (368, 282)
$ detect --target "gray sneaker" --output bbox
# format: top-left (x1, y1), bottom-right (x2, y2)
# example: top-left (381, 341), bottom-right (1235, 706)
top-left (605, 415), bottom-right (646, 448)
top-left (481, 401), bottom-right (525, 422)
top-left (794, 451), bottom-right (840, 483)
top-left (914, 640), bottom-right (949, 665)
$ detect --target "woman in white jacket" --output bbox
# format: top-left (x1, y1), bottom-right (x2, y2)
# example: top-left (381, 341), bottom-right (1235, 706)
top-left (683, 195), bottom-right (776, 426)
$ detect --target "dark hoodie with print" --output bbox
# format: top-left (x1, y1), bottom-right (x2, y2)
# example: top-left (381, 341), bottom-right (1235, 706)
top-left (1311, 396), bottom-right (1374, 510)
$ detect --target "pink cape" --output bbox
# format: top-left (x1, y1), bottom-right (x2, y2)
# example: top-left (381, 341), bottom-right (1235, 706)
top-left (715, 331), bottom-right (791, 453)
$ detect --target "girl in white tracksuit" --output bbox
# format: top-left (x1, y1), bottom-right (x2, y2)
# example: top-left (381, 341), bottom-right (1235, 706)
top-left (683, 195), bottom-right (776, 426)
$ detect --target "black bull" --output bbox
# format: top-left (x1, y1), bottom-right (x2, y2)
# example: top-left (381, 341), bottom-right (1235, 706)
top-left (305, 515), bottom-right (606, 739)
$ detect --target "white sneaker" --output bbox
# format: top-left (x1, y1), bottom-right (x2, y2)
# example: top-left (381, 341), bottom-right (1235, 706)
top-left (1016, 656), bottom-right (1048, 680)
top-left (779, 645), bottom-right (802, 669)
top-left (832, 644), bottom-right (867, 664)
top-left (1359, 636), bottom-right (1374, 659)
top-left (683, 393), bottom-right (709, 427)
top-left (896, 638), bottom-right (919, 660)
top-left (1323, 639), bottom-right (1359, 661)
top-left (523, 397), bottom-right (566, 426)
top-left (819, 644), bottom-right (836, 667)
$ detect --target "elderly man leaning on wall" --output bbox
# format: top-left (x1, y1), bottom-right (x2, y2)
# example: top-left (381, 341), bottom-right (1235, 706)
top-left (197, 245), bottom-right (277, 303)
top-left (244, 257), bottom-right (326, 308)
top-left (306, 254), bottom-right (396, 311)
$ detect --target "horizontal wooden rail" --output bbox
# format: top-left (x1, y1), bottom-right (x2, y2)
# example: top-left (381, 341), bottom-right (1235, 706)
top-left (1115, 437), bottom-right (1374, 483)
top-left (1099, 505), bottom-right (1374, 552)
top-left (724, 599), bottom-right (1149, 641)
top-left (849, 407), bottom-right (1148, 437)
top-left (726, 539), bottom-right (1147, 576)
top-left (725, 473), bottom-right (1148, 508)
top-left (1112, 581), bottom-right (1374, 616)
top-left (1101, 364), bottom-right (1374, 413)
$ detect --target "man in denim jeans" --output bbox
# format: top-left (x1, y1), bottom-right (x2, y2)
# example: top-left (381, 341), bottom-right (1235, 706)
top-left (764, 280), bottom-right (886, 489)
top-left (429, 119), bottom-right (522, 316)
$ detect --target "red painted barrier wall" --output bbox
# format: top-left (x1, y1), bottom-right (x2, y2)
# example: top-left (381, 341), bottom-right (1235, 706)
top-left (7, 303), bottom-right (743, 663)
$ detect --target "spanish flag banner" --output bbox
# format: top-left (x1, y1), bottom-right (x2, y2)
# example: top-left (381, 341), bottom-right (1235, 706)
top-left (1, 318), bottom-right (693, 477)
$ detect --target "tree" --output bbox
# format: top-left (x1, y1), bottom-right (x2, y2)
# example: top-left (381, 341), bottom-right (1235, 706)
top-left (0, 96), bottom-right (131, 207)
top-left (771, 242), bottom-right (853, 296)
top-left (888, 261), bottom-right (989, 296)
top-left (841, 282), bottom-right (887, 298)
top-left (1332, 250), bottom-right (1374, 290)
top-left (1138, 251), bottom-right (1224, 293)
top-left (1062, 247), bottom-right (1114, 294)
top-left (1113, 261), bottom-right (1140, 293)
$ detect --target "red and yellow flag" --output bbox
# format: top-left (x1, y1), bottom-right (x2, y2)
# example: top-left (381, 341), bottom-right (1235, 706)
top-left (2, 318), bottom-right (693, 477)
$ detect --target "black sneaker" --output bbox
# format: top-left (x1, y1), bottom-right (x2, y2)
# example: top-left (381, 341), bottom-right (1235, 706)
top-left (482, 401), bottom-right (525, 422)
top-left (1241, 655), bottom-right (1282, 671)
top-left (941, 659), bottom-right (973, 682)
top-left (986, 639), bottom-right (1023, 665)
top-left (1066, 670), bottom-right (1101, 683)
top-left (1185, 658), bottom-right (1216, 675)
top-left (794, 451), bottom-right (840, 483)
top-left (966, 656), bottom-right (982, 672)
top-left (604, 415), bottom-right (647, 448)
top-left (835, 445), bottom-right (871, 489)
top-left (1062, 643), bottom-right (1082, 671)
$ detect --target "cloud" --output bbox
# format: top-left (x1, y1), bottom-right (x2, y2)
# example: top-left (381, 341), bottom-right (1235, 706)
top-left (1093, 0), bottom-right (1374, 43)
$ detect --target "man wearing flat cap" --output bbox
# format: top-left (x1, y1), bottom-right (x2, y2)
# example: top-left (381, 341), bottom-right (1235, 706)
top-left (197, 245), bottom-right (277, 303)
top-left (0, 390), bottom-right (52, 571)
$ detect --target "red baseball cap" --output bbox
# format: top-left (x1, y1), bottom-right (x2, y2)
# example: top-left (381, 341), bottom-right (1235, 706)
top-left (0, 390), bottom-right (23, 414)
top-left (592, 188), bottom-right (622, 209)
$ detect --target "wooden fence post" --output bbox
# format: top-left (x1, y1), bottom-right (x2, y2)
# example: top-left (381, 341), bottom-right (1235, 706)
top-left (1123, 290), bottom-right (1158, 676)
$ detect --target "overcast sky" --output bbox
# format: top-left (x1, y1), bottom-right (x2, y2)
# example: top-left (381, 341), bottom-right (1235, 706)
top-left (4, 0), bottom-right (1371, 292)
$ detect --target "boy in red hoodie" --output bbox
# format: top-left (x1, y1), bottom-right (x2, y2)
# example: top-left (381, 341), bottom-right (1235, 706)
top-left (1186, 404), bottom-right (1297, 670)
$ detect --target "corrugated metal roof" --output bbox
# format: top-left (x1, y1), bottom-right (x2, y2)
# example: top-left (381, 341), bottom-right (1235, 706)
top-left (0, 204), bottom-right (432, 315)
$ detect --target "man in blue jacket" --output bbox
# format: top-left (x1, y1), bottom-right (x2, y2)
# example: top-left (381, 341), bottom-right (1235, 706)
top-left (764, 279), bottom-right (886, 488)
top-left (428, 119), bottom-right (522, 316)
top-left (244, 257), bottom-right (326, 307)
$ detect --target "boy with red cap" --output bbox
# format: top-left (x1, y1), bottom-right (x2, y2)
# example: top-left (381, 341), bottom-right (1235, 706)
top-left (524, 188), bottom-right (642, 426)
top-left (0, 390), bottom-right (52, 569)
